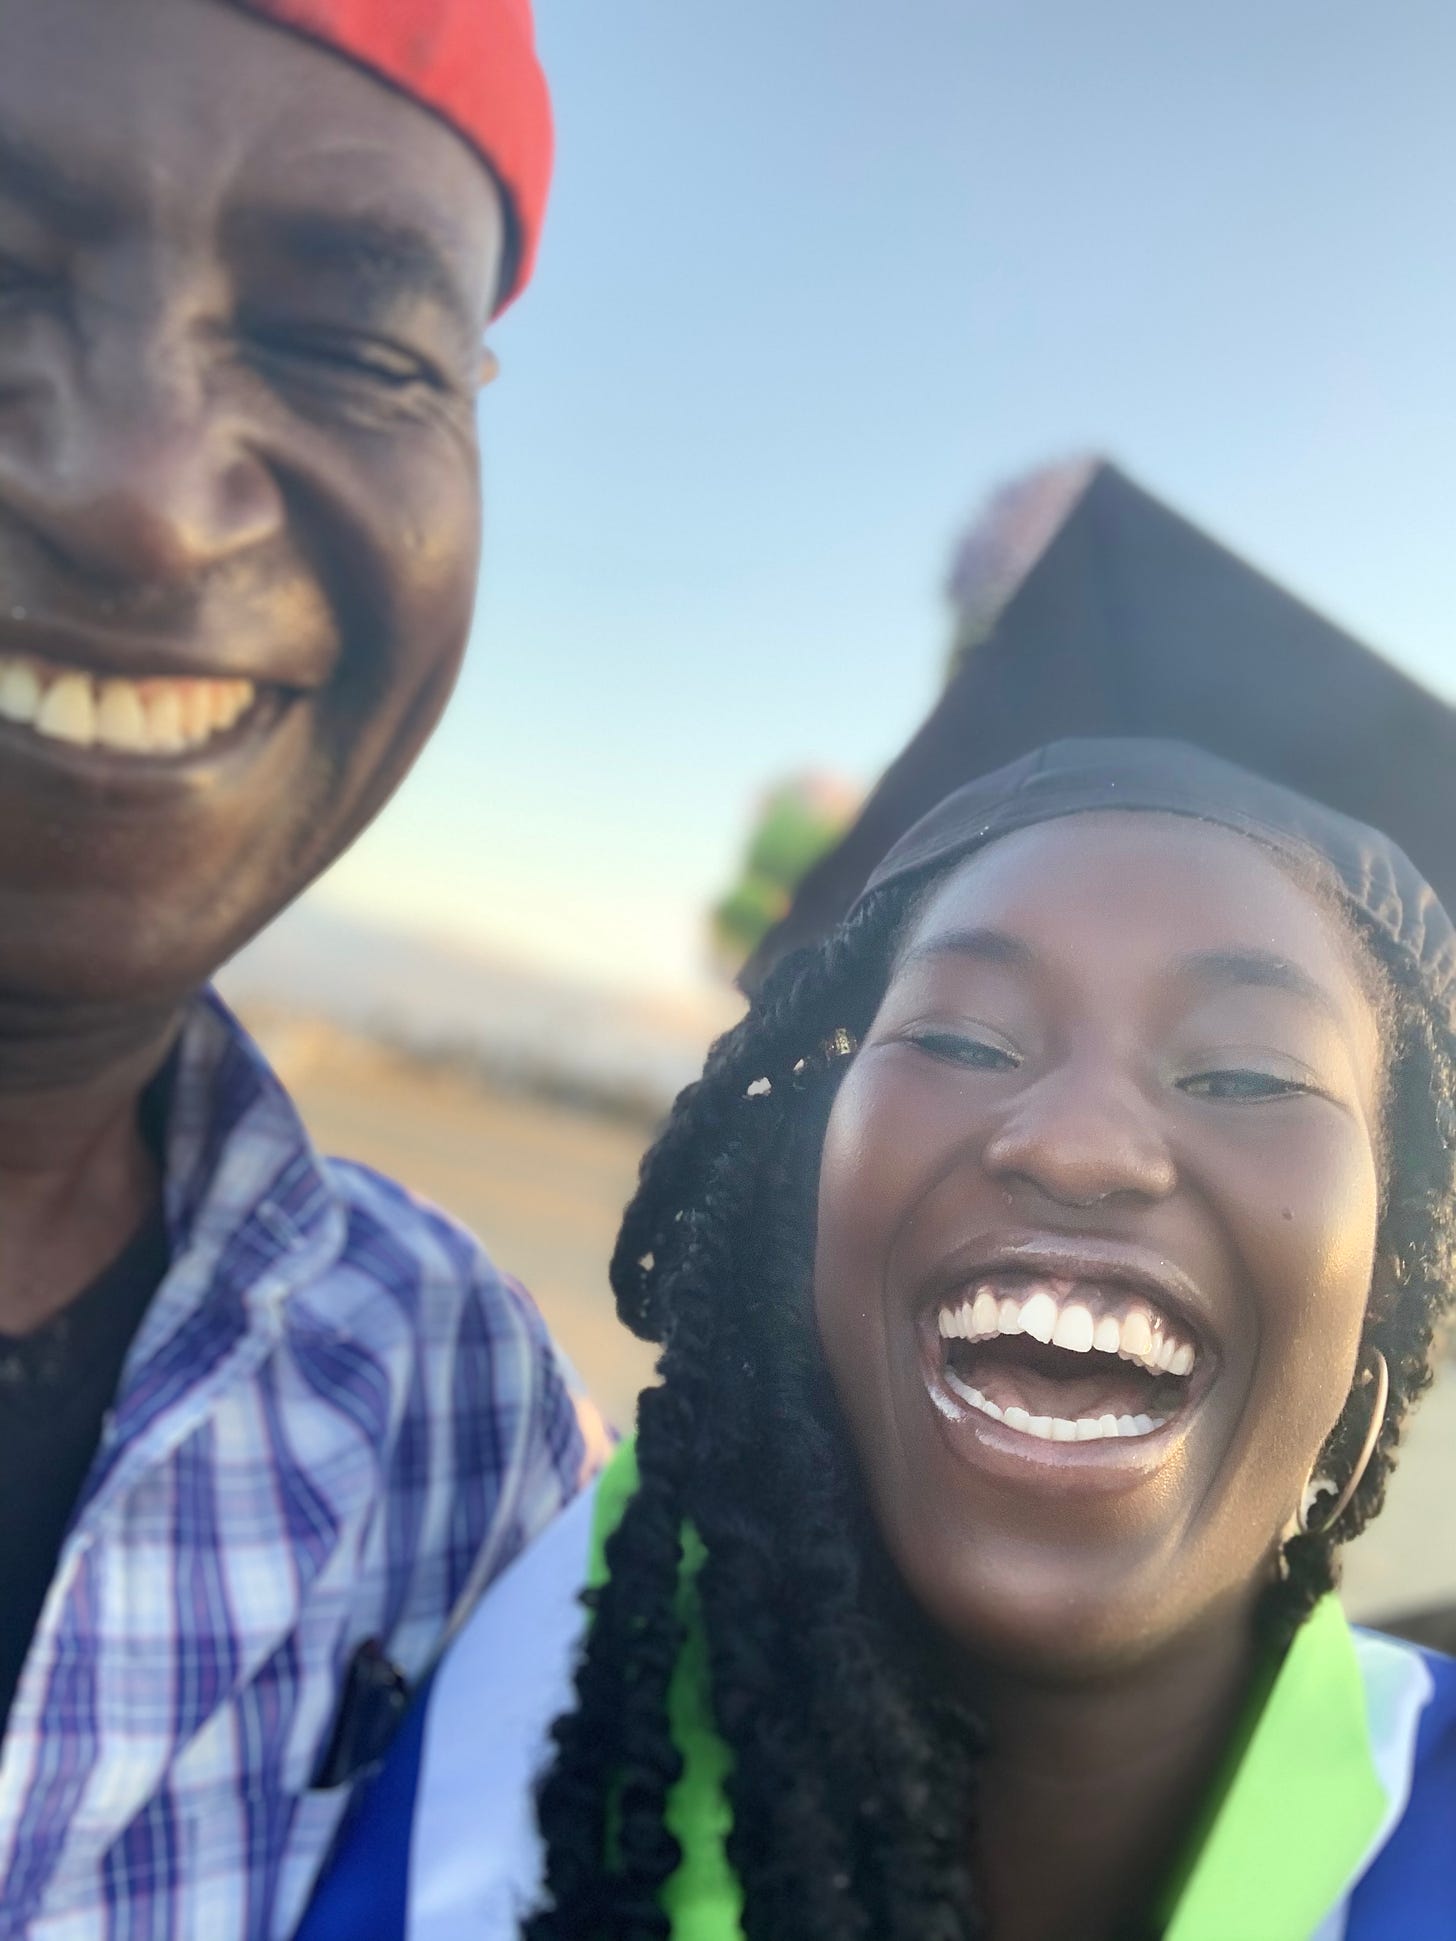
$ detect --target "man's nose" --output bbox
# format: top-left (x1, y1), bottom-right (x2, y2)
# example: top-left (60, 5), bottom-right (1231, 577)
top-left (0, 320), bottom-right (284, 591)
top-left (981, 1061), bottom-right (1178, 1209)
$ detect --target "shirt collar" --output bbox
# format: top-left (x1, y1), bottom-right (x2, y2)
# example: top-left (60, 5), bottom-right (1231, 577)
top-left (83, 990), bottom-right (348, 1520)
top-left (161, 988), bottom-right (339, 1267)
top-left (1165, 1594), bottom-right (1388, 1941)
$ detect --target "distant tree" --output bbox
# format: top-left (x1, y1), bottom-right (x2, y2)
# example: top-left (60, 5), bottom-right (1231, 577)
top-left (710, 774), bottom-right (861, 975)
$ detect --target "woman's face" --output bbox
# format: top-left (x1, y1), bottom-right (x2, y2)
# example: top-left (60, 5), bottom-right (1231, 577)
top-left (814, 814), bottom-right (1384, 1675)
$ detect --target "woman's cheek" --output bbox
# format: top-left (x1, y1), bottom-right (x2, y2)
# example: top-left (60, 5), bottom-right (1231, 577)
top-left (1230, 1126), bottom-right (1380, 1473)
top-left (815, 1062), bottom-right (936, 1320)
top-left (819, 1059), bottom-right (957, 1235)
top-left (815, 1077), bottom-right (886, 1305)
top-left (1248, 1126), bottom-right (1378, 1323)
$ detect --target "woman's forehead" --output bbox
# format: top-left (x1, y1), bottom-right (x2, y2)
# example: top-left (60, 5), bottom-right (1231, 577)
top-left (900, 812), bottom-right (1362, 993)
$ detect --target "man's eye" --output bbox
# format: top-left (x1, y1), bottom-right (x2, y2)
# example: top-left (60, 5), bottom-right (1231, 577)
top-left (1179, 1069), bottom-right (1309, 1101)
top-left (907, 1030), bottom-right (1019, 1071)
top-left (247, 324), bottom-right (436, 389)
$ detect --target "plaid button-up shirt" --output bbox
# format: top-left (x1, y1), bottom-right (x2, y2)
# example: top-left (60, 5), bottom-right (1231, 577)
top-left (0, 993), bottom-right (587, 1940)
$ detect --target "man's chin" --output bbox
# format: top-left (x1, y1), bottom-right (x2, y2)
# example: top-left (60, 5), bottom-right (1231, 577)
top-left (0, 876), bottom-right (306, 1022)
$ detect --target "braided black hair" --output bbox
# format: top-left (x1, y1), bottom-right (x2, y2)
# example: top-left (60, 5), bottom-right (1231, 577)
top-left (1270, 907), bottom-right (1456, 1635)
top-left (526, 861), bottom-right (1456, 1941)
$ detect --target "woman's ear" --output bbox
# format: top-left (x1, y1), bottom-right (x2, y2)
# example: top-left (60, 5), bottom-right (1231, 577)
top-left (478, 347), bottom-right (501, 390)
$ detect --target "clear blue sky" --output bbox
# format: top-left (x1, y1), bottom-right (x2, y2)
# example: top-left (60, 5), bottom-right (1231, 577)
top-left (315, 0), bottom-right (1456, 996)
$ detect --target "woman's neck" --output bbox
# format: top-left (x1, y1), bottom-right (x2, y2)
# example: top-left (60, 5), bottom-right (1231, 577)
top-left (969, 1592), bottom-right (1266, 1941)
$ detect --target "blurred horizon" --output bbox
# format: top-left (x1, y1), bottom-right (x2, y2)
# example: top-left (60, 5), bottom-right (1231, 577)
top-left (290, 0), bottom-right (1455, 1004)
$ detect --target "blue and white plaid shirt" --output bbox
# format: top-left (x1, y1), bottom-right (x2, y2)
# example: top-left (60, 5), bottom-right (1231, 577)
top-left (0, 993), bottom-right (588, 1941)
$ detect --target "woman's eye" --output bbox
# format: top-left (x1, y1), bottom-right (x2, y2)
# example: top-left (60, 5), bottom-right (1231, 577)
top-left (907, 1030), bottom-right (1020, 1072)
top-left (1179, 1069), bottom-right (1310, 1101)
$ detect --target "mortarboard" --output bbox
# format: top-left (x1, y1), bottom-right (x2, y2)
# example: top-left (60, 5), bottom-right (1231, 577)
top-left (744, 460), bottom-right (1456, 992)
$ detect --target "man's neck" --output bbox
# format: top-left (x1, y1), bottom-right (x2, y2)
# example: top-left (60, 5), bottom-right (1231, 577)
top-left (0, 998), bottom-right (182, 1336)
top-left (969, 1596), bottom-right (1262, 1941)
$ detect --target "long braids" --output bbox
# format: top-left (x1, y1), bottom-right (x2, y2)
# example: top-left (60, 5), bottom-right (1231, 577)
top-left (528, 870), bottom-right (1456, 1940)
top-left (527, 884), bottom-right (985, 1940)
top-left (1270, 915), bottom-right (1456, 1635)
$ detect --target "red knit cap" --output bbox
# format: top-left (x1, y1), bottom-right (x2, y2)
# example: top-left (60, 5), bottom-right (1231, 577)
top-left (234, 0), bottom-right (552, 311)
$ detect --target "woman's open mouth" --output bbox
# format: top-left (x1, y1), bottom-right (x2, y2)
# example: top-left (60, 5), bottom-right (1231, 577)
top-left (927, 1274), bottom-right (1201, 1450)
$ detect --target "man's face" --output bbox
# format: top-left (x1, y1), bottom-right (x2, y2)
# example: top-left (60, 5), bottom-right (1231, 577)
top-left (0, 0), bottom-right (506, 1009)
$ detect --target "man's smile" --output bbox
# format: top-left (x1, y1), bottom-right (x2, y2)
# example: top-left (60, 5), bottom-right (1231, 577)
top-left (0, 605), bottom-right (328, 795)
top-left (0, 649), bottom-right (259, 759)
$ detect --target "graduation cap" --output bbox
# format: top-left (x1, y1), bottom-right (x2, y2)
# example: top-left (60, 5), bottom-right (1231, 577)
top-left (743, 458), bottom-right (1456, 992)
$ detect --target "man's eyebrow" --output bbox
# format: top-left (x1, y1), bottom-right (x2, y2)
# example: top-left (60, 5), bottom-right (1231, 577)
top-left (898, 926), bottom-right (1036, 973)
top-left (0, 127), bottom-right (116, 235)
top-left (230, 207), bottom-right (480, 335)
top-left (1177, 947), bottom-right (1345, 1022)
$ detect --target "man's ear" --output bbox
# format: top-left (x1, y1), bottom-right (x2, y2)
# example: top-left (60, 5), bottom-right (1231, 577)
top-left (478, 347), bottom-right (501, 390)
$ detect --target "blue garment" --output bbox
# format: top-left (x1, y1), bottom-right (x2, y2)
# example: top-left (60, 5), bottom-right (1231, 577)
top-left (300, 1470), bottom-right (1456, 1941)
top-left (298, 1487), bottom-right (596, 1940)
top-left (1342, 1638), bottom-right (1456, 1938)
top-left (0, 992), bottom-right (587, 1941)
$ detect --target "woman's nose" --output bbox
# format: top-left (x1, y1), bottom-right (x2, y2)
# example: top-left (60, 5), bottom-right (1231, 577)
top-left (0, 308), bottom-right (284, 591)
top-left (980, 1063), bottom-right (1178, 1208)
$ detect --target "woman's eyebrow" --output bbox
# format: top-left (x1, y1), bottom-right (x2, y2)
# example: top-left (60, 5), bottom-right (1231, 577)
top-left (1177, 947), bottom-right (1344, 1022)
top-left (898, 926), bottom-right (1034, 973)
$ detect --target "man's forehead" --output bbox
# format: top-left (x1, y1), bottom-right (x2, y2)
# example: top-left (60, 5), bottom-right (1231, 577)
top-left (0, 0), bottom-right (477, 192)
top-left (0, 0), bottom-right (504, 317)
top-left (0, 0), bottom-right (539, 302)
top-left (225, 0), bottom-right (551, 311)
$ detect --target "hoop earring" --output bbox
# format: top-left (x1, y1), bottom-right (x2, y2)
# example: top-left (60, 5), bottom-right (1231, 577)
top-left (1296, 1348), bottom-right (1390, 1540)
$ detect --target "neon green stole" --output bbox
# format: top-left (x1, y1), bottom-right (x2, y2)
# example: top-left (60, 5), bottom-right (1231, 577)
top-left (588, 1441), bottom-right (742, 1936)
top-left (589, 1442), bottom-right (1385, 1939)
top-left (1163, 1592), bottom-right (1385, 1939)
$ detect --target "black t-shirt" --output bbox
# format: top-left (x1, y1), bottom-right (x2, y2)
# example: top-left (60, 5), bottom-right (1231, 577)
top-left (0, 1078), bottom-right (172, 1739)
top-left (0, 1207), bottom-right (168, 1738)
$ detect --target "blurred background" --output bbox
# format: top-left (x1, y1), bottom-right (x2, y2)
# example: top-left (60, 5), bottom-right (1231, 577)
top-left (221, 0), bottom-right (1455, 1628)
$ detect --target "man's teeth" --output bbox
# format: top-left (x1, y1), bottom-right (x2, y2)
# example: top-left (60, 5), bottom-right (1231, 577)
top-left (945, 1375), bottom-right (1166, 1443)
top-left (937, 1281), bottom-right (1197, 1379)
top-left (0, 656), bottom-right (256, 755)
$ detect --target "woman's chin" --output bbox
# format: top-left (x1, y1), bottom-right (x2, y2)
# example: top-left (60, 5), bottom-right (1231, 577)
top-left (917, 1562), bottom-right (1186, 1683)
top-left (876, 1493), bottom-right (1268, 1688)
top-left (902, 1530), bottom-right (1287, 1703)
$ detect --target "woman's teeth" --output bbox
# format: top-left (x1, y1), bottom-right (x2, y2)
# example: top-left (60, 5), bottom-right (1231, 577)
top-left (937, 1280), bottom-right (1197, 1379)
top-left (943, 1375), bottom-right (1166, 1442)
top-left (0, 655), bottom-right (256, 756)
